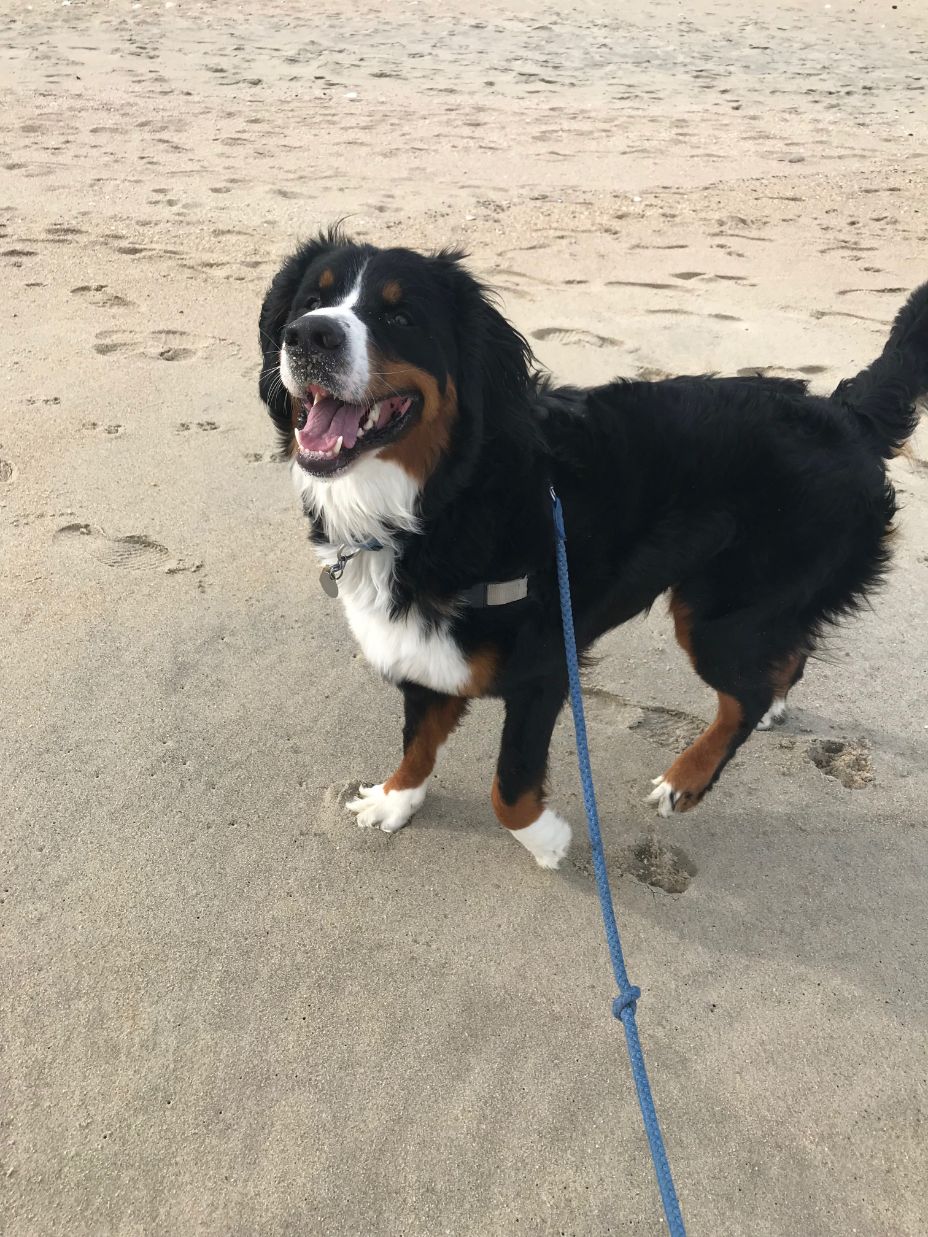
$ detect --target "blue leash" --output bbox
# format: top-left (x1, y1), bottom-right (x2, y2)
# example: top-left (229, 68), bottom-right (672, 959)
top-left (550, 486), bottom-right (687, 1236)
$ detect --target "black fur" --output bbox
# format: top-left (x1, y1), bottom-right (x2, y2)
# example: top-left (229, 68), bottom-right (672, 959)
top-left (259, 234), bottom-right (927, 820)
top-left (832, 282), bottom-right (928, 457)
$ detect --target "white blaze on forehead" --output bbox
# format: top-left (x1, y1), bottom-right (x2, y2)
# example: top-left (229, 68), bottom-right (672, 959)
top-left (284, 262), bottom-right (370, 402)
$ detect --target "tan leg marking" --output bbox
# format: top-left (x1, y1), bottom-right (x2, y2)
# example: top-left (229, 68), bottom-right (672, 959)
top-left (384, 697), bottom-right (468, 793)
top-left (461, 647), bottom-right (498, 699)
top-left (491, 776), bottom-right (544, 831)
top-left (770, 651), bottom-right (803, 698)
top-left (757, 650), bottom-right (805, 730)
top-left (658, 693), bottom-right (745, 812)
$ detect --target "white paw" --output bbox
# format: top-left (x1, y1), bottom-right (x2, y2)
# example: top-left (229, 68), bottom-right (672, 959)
top-left (647, 778), bottom-right (679, 818)
top-left (345, 783), bottom-right (427, 834)
top-left (756, 699), bottom-right (788, 731)
top-left (510, 809), bottom-right (572, 869)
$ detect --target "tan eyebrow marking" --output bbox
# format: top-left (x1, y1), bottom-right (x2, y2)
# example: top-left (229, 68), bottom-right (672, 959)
top-left (319, 268), bottom-right (334, 289)
top-left (382, 280), bottom-right (402, 304)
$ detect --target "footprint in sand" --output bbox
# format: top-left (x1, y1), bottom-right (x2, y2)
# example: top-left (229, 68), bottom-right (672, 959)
top-left (0, 458), bottom-right (14, 482)
top-left (531, 327), bottom-right (621, 349)
top-left (55, 523), bottom-right (170, 571)
top-left (622, 836), bottom-right (697, 894)
top-left (93, 328), bottom-right (206, 361)
top-left (569, 829), bottom-right (696, 893)
top-left (80, 421), bottom-right (124, 436)
top-left (807, 738), bottom-right (874, 789)
top-left (627, 705), bottom-right (706, 753)
top-left (72, 284), bottom-right (136, 310)
top-left (584, 688), bottom-right (705, 752)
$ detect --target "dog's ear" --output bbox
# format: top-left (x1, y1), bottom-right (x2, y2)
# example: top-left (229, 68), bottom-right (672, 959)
top-left (441, 249), bottom-right (532, 417)
top-left (428, 250), bottom-right (535, 497)
top-left (258, 228), bottom-right (347, 446)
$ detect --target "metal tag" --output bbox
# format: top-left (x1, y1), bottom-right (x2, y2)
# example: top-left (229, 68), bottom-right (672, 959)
top-left (319, 546), bottom-right (359, 598)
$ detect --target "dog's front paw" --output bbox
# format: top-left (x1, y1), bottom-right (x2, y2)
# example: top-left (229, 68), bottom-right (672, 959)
top-left (346, 783), bottom-right (427, 834)
top-left (647, 775), bottom-right (703, 816)
top-left (647, 776), bottom-right (680, 818)
top-left (510, 809), bottom-right (572, 869)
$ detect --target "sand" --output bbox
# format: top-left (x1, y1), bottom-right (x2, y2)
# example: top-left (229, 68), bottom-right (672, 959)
top-left (2, 0), bottom-right (927, 1233)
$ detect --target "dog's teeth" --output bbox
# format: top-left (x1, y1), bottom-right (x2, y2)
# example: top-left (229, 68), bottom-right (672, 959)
top-left (333, 435), bottom-right (343, 456)
top-left (363, 407), bottom-right (377, 431)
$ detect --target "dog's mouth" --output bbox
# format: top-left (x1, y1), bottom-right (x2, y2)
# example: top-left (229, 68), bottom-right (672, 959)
top-left (293, 384), bottom-right (421, 477)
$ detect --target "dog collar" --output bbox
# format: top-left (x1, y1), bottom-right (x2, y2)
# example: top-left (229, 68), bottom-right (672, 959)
top-left (460, 577), bottom-right (529, 607)
top-left (319, 540), bottom-right (529, 608)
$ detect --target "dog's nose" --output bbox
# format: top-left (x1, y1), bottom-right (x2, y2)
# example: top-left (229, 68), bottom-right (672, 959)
top-left (284, 316), bottom-right (346, 354)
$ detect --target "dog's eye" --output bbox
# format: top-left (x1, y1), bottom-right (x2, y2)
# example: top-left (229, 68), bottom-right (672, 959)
top-left (386, 309), bottom-right (412, 328)
top-left (304, 295), bottom-right (321, 312)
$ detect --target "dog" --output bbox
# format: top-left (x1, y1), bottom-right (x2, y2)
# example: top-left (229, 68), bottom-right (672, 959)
top-left (258, 227), bottom-right (927, 868)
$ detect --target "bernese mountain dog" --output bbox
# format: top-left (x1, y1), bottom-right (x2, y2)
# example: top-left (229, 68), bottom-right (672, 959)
top-left (258, 227), bottom-right (927, 869)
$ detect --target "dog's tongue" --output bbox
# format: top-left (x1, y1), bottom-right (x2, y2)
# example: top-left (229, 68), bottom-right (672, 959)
top-left (296, 396), bottom-right (366, 453)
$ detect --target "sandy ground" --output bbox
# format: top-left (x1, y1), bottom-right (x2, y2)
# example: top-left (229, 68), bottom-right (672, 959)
top-left (2, 0), bottom-right (927, 1233)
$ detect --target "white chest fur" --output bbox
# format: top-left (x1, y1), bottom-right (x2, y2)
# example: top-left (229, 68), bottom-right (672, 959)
top-left (336, 546), bottom-right (470, 693)
top-left (291, 455), bottom-right (471, 694)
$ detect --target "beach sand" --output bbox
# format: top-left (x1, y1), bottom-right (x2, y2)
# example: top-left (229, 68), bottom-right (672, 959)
top-left (2, 0), bottom-right (927, 1232)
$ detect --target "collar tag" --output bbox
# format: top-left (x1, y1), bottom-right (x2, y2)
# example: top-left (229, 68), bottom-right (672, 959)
top-left (319, 540), bottom-right (383, 599)
top-left (320, 565), bottom-right (342, 598)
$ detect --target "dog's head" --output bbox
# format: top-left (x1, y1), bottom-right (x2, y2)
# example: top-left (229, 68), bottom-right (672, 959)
top-left (258, 229), bottom-right (533, 499)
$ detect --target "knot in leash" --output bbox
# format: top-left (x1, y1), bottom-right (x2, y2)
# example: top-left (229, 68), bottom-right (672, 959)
top-left (612, 986), bottom-right (642, 1020)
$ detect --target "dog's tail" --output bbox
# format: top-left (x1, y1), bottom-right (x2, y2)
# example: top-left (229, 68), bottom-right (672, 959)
top-left (832, 281), bottom-right (928, 458)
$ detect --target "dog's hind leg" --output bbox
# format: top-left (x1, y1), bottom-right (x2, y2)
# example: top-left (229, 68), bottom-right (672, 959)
top-left (648, 687), bottom-right (770, 816)
top-left (347, 683), bottom-right (468, 833)
top-left (650, 592), bottom-right (779, 816)
top-left (756, 651), bottom-right (808, 730)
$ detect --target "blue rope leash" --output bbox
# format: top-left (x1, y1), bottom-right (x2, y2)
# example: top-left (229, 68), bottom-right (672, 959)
top-left (550, 486), bottom-right (687, 1237)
